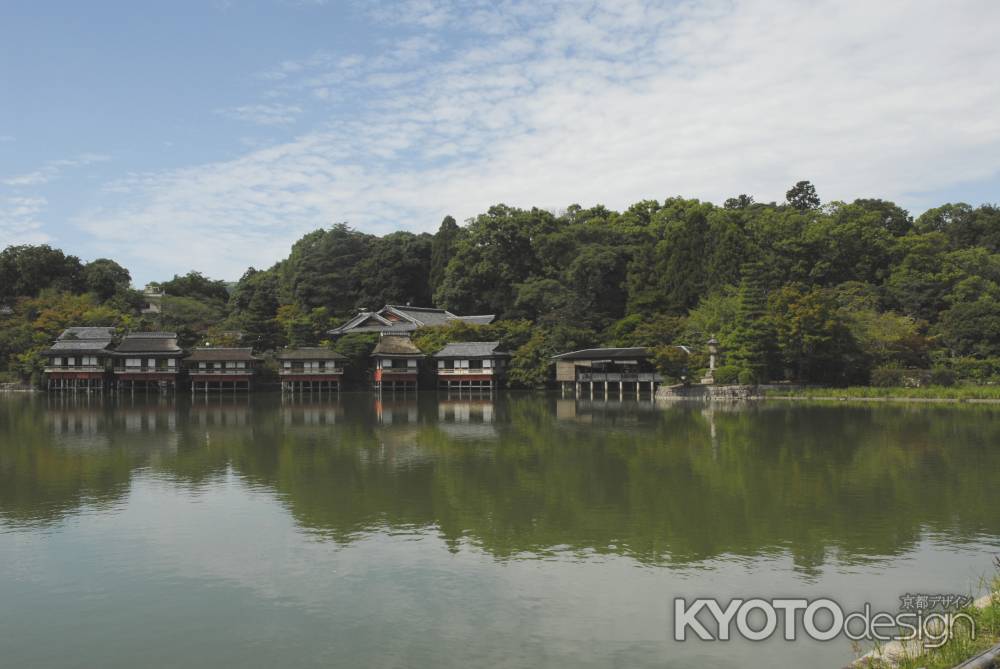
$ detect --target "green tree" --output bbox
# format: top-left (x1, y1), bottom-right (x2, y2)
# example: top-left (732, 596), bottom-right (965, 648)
top-left (769, 286), bottom-right (865, 384)
top-left (159, 271), bottom-right (230, 303)
top-left (435, 205), bottom-right (556, 316)
top-left (0, 245), bottom-right (84, 300)
top-left (356, 231), bottom-right (433, 307)
top-left (728, 263), bottom-right (779, 382)
top-left (429, 215), bottom-right (460, 297)
top-left (937, 297), bottom-right (1000, 357)
top-left (283, 224), bottom-right (373, 314)
top-left (785, 180), bottom-right (820, 211)
top-left (83, 258), bottom-right (131, 300)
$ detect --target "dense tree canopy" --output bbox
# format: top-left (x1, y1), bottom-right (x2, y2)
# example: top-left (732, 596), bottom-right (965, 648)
top-left (3, 182), bottom-right (1000, 387)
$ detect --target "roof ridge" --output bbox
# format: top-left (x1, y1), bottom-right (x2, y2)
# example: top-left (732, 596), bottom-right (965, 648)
top-left (386, 305), bottom-right (447, 313)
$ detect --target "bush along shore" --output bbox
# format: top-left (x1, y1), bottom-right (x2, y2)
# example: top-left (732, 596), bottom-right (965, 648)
top-left (762, 385), bottom-right (1000, 402)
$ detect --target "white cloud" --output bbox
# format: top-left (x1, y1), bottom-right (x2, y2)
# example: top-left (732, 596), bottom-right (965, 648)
top-left (2, 153), bottom-right (109, 187)
top-left (75, 0), bottom-right (1000, 281)
top-left (216, 102), bottom-right (304, 126)
top-left (0, 195), bottom-right (51, 244)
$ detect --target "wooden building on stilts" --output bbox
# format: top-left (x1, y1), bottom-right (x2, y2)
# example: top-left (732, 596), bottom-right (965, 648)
top-left (372, 335), bottom-right (423, 392)
top-left (277, 347), bottom-right (346, 393)
top-left (42, 327), bottom-right (116, 392)
top-left (111, 332), bottom-right (184, 394)
top-left (186, 348), bottom-right (259, 393)
top-left (552, 347), bottom-right (664, 398)
top-left (433, 341), bottom-right (508, 391)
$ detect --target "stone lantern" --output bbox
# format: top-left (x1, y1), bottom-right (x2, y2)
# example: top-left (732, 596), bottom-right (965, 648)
top-left (702, 336), bottom-right (720, 385)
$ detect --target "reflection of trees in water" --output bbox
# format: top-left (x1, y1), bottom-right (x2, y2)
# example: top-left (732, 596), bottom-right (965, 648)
top-left (3, 393), bottom-right (1000, 569)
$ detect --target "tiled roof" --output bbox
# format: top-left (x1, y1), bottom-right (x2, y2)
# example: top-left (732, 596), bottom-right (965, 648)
top-left (387, 305), bottom-right (453, 327)
top-left (114, 333), bottom-right (183, 355)
top-left (329, 305), bottom-right (496, 335)
top-left (551, 347), bottom-right (652, 360)
top-left (371, 335), bottom-right (424, 357)
top-left (456, 314), bottom-right (496, 325)
top-left (58, 326), bottom-right (116, 341)
top-left (433, 341), bottom-right (507, 358)
top-left (186, 347), bottom-right (258, 362)
top-left (44, 340), bottom-right (114, 355)
top-left (276, 347), bottom-right (347, 361)
top-left (336, 322), bottom-right (418, 334)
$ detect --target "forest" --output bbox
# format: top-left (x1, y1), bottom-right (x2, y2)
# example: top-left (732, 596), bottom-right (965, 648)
top-left (2, 181), bottom-right (999, 388)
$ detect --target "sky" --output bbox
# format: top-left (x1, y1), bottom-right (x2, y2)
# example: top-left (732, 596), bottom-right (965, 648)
top-left (2, 0), bottom-right (999, 286)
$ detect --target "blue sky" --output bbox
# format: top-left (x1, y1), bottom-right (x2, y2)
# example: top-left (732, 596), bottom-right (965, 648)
top-left (2, 0), bottom-right (999, 286)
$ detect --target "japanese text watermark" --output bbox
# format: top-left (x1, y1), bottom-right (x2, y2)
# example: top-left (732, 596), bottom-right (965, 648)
top-left (673, 594), bottom-right (975, 648)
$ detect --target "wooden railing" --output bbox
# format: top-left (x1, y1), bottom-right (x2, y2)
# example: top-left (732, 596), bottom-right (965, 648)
top-left (188, 368), bottom-right (254, 375)
top-left (279, 368), bottom-right (343, 376)
top-left (577, 372), bottom-right (662, 383)
top-left (44, 365), bottom-right (105, 373)
top-left (114, 367), bottom-right (177, 374)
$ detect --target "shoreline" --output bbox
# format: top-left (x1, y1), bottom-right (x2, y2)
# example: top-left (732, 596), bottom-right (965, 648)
top-left (761, 395), bottom-right (1000, 404)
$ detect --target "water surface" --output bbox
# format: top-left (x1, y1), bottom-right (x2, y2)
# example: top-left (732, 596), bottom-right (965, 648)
top-left (1, 393), bottom-right (998, 668)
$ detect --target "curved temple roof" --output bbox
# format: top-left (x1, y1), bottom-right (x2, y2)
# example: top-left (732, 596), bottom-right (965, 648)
top-left (330, 304), bottom-right (495, 335)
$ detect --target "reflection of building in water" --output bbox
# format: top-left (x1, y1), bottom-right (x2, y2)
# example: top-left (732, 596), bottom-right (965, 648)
top-left (438, 399), bottom-right (494, 423)
top-left (281, 398), bottom-right (343, 427)
top-left (437, 396), bottom-right (498, 441)
top-left (116, 404), bottom-right (178, 433)
top-left (45, 405), bottom-right (108, 439)
top-left (373, 396), bottom-right (419, 424)
top-left (555, 397), bottom-right (661, 426)
top-left (188, 399), bottom-right (251, 428)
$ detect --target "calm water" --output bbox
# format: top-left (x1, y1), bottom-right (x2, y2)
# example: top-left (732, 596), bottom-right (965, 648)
top-left (1, 392), bottom-right (999, 668)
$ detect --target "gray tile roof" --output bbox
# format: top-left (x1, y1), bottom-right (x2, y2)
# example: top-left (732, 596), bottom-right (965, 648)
top-left (58, 326), bottom-right (116, 341)
top-left (329, 305), bottom-right (495, 335)
top-left (551, 347), bottom-right (652, 360)
top-left (277, 347), bottom-right (347, 361)
top-left (44, 340), bottom-right (115, 355)
top-left (456, 315), bottom-right (496, 325)
top-left (387, 305), bottom-right (453, 327)
top-left (114, 333), bottom-right (183, 355)
top-left (433, 341), bottom-right (507, 358)
top-left (186, 347), bottom-right (258, 362)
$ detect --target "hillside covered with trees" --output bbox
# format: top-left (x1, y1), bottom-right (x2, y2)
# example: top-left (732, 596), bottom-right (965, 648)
top-left (2, 181), bottom-right (999, 388)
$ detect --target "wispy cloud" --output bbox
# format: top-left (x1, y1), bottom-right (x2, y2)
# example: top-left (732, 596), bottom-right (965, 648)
top-left (2, 153), bottom-right (109, 187)
top-left (216, 103), bottom-right (304, 126)
top-left (0, 196), bottom-right (51, 244)
top-left (74, 0), bottom-right (1000, 281)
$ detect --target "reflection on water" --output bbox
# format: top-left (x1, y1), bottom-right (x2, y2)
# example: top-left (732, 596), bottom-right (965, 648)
top-left (2, 392), bottom-right (999, 668)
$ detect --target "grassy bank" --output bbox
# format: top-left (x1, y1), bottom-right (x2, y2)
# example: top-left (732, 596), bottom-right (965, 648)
top-left (763, 385), bottom-right (1000, 401)
top-left (891, 582), bottom-right (1000, 669)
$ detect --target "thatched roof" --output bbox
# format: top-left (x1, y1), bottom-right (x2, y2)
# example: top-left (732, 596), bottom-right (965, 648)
top-left (371, 335), bottom-right (424, 357)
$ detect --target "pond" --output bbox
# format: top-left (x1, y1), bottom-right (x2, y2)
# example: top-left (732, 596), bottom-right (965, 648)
top-left (1, 392), bottom-right (998, 668)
